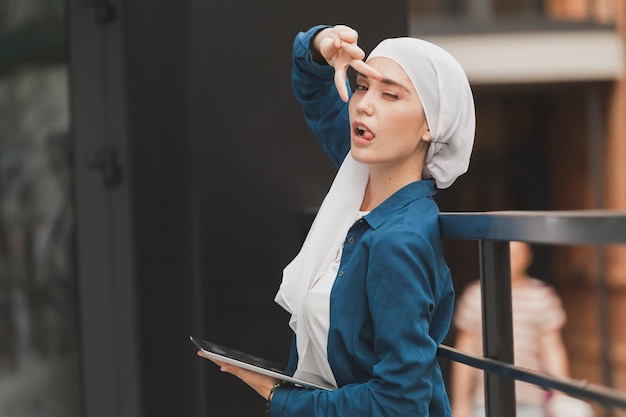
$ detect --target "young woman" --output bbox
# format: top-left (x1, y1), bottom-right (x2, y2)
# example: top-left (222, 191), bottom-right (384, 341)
top-left (198, 24), bottom-right (475, 417)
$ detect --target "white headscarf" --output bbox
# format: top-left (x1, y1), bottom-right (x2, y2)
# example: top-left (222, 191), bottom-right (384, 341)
top-left (275, 37), bottom-right (475, 335)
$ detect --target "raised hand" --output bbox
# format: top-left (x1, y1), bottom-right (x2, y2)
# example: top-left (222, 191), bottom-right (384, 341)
top-left (313, 25), bottom-right (382, 102)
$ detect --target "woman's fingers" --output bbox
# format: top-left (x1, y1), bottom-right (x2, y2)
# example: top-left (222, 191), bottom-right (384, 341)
top-left (318, 36), bottom-right (340, 61)
top-left (351, 59), bottom-right (383, 80)
top-left (197, 350), bottom-right (229, 370)
top-left (334, 69), bottom-right (350, 102)
top-left (315, 25), bottom-right (383, 102)
top-left (320, 28), bottom-right (364, 64)
top-left (334, 26), bottom-right (359, 45)
top-left (333, 58), bottom-right (383, 103)
top-left (338, 40), bottom-right (365, 61)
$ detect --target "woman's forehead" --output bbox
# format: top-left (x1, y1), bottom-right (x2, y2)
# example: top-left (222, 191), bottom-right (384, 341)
top-left (363, 57), bottom-right (411, 82)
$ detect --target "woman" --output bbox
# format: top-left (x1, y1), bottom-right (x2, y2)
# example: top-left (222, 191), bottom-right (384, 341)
top-left (198, 24), bottom-right (475, 417)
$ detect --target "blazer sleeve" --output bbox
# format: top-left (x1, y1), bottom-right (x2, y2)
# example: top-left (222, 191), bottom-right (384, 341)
top-left (291, 25), bottom-right (352, 168)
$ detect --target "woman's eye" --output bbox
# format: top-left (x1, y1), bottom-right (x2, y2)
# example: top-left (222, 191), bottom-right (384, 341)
top-left (354, 84), bottom-right (368, 92)
top-left (383, 92), bottom-right (399, 99)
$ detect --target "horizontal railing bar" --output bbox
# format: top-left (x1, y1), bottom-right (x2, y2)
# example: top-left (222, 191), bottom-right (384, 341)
top-left (437, 345), bottom-right (626, 409)
top-left (440, 210), bottom-right (626, 244)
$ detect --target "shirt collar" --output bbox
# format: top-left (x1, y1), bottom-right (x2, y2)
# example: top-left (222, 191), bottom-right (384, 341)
top-left (363, 179), bottom-right (437, 229)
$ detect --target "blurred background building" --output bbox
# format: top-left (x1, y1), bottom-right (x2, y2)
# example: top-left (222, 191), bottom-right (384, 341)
top-left (0, 0), bottom-right (624, 416)
top-left (408, 1), bottom-right (626, 416)
top-left (407, 2), bottom-right (625, 416)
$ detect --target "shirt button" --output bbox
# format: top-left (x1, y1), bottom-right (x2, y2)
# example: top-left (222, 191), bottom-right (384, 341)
top-left (338, 271), bottom-right (344, 277)
top-left (347, 237), bottom-right (355, 244)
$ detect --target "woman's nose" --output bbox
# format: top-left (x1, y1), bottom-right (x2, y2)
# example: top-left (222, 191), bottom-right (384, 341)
top-left (355, 93), bottom-right (374, 115)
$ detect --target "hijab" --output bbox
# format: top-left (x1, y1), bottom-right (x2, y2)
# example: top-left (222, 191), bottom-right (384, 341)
top-left (275, 36), bottom-right (475, 335)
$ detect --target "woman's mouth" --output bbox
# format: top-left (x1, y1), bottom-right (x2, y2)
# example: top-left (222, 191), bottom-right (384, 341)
top-left (353, 122), bottom-right (374, 141)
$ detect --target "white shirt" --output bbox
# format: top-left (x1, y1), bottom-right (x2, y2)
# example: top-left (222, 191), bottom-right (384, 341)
top-left (293, 211), bottom-right (369, 388)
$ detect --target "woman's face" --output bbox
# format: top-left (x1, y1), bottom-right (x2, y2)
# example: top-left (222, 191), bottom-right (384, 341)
top-left (348, 57), bottom-right (431, 169)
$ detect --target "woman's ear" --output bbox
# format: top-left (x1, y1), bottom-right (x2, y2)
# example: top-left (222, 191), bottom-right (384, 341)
top-left (421, 129), bottom-right (432, 143)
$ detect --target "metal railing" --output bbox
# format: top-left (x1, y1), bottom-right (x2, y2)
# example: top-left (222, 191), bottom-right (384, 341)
top-left (438, 210), bottom-right (626, 417)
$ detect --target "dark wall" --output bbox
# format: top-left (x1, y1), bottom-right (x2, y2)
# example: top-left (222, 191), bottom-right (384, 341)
top-left (123, 1), bottom-right (407, 416)
top-left (122, 1), bottom-right (201, 416)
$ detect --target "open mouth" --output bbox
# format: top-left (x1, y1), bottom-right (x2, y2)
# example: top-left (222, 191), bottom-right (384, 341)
top-left (353, 123), bottom-right (374, 140)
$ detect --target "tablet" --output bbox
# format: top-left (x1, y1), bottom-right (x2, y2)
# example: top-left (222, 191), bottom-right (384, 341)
top-left (190, 336), bottom-right (335, 391)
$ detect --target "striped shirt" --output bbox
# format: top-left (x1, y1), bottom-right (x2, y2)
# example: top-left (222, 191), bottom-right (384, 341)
top-left (453, 278), bottom-right (566, 406)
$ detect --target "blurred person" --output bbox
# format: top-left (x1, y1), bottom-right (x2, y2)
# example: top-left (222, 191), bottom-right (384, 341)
top-left (451, 241), bottom-right (594, 417)
top-left (197, 23), bottom-right (475, 416)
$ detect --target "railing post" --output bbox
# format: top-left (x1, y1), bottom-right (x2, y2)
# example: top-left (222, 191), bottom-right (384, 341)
top-left (479, 240), bottom-right (516, 417)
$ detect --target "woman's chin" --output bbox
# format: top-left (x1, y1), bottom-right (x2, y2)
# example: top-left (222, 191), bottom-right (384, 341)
top-left (350, 148), bottom-right (375, 164)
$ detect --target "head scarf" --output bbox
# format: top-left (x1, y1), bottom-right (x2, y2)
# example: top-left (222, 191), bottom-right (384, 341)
top-left (275, 36), bottom-right (475, 334)
top-left (368, 37), bottom-right (475, 188)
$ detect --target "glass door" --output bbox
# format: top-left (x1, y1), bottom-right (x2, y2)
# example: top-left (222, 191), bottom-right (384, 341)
top-left (0, 0), bottom-right (80, 416)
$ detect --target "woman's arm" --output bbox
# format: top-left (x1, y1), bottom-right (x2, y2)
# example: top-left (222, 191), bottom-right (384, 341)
top-left (291, 25), bottom-right (350, 167)
top-left (291, 25), bottom-right (381, 168)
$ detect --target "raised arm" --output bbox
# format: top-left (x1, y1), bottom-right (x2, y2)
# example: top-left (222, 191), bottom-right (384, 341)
top-left (291, 25), bottom-right (381, 168)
